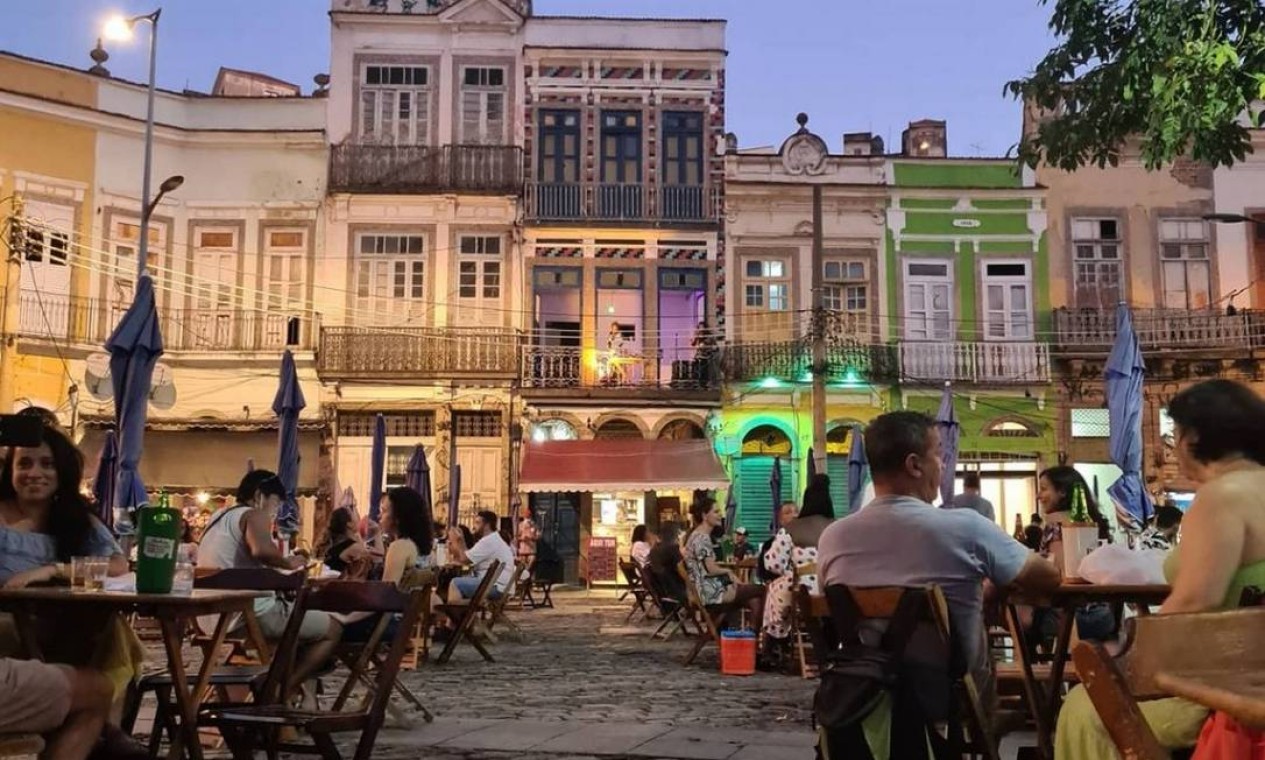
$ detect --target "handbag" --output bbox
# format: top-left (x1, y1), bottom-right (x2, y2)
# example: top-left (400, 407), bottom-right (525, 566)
top-left (1192, 712), bottom-right (1265, 760)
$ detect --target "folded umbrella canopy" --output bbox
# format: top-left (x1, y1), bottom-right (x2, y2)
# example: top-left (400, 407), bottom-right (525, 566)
top-left (368, 413), bottom-right (385, 522)
top-left (105, 274), bottom-right (164, 526)
top-left (448, 462), bottom-right (462, 527)
top-left (936, 382), bottom-right (959, 507)
top-left (1105, 302), bottom-right (1154, 531)
top-left (405, 444), bottom-right (434, 529)
top-left (847, 424), bottom-right (869, 514)
top-left (93, 430), bottom-right (118, 530)
top-left (806, 447), bottom-right (817, 480)
top-left (769, 456), bottom-right (783, 535)
top-left (273, 349), bottom-right (305, 536)
top-left (724, 484), bottom-right (738, 533)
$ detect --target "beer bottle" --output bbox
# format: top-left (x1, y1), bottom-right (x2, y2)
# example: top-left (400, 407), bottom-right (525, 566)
top-left (136, 488), bottom-right (181, 594)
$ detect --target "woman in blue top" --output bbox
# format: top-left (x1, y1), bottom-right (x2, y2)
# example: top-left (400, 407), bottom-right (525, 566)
top-left (0, 424), bottom-right (125, 588)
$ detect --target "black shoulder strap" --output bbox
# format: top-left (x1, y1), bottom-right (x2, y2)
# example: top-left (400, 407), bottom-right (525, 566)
top-left (823, 584), bottom-right (866, 646)
top-left (880, 589), bottom-right (929, 657)
top-left (203, 505), bottom-right (250, 538)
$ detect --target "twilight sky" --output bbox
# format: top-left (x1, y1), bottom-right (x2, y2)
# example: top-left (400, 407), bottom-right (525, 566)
top-left (0, 0), bottom-right (1057, 156)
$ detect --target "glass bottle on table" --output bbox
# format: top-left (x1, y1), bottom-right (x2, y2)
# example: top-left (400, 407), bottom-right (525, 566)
top-left (136, 488), bottom-right (181, 594)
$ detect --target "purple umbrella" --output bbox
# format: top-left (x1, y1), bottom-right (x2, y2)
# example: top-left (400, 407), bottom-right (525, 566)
top-left (405, 444), bottom-right (434, 529)
top-left (935, 382), bottom-right (960, 506)
top-left (368, 413), bottom-right (385, 522)
top-left (105, 274), bottom-right (163, 526)
top-left (769, 456), bottom-right (783, 536)
top-left (273, 349), bottom-right (305, 536)
top-left (92, 430), bottom-right (118, 530)
top-left (1105, 302), bottom-right (1154, 530)
top-left (448, 462), bottom-right (462, 527)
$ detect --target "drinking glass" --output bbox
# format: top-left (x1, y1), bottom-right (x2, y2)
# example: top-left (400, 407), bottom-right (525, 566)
top-left (70, 556), bottom-right (92, 591)
top-left (171, 562), bottom-right (195, 596)
top-left (85, 558), bottom-right (107, 592)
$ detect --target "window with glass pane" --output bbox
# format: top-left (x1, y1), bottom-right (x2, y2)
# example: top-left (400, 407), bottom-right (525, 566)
top-left (903, 260), bottom-right (953, 341)
top-left (1071, 217), bottom-right (1123, 308)
top-left (355, 233), bottom-right (425, 322)
top-left (538, 110), bottom-right (580, 184)
top-left (662, 111), bottom-right (703, 185)
top-left (359, 64), bottom-right (429, 145)
top-left (743, 259), bottom-right (790, 312)
top-left (192, 227), bottom-right (237, 310)
top-left (601, 111), bottom-right (642, 184)
top-left (460, 67), bottom-right (506, 145)
top-left (822, 258), bottom-right (868, 322)
top-left (981, 261), bottom-right (1032, 340)
top-left (109, 219), bottom-right (166, 306)
top-left (263, 228), bottom-right (305, 313)
top-left (1159, 218), bottom-right (1211, 309)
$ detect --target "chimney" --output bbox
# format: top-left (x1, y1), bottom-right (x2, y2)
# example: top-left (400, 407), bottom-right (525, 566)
top-left (842, 132), bottom-right (873, 156)
top-left (902, 119), bottom-right (947, 157)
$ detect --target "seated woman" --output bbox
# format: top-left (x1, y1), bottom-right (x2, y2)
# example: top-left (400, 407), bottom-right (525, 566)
top-left (762, 474), bottom-right (834, 660)
top-left (1056, 379), bottom-right (1265, 758)
top-left (343, 487), bottom-right (435, 642)
top-left (323, 507), bottom-right (372, 578)
top-left (683, 498), bottom-right (764, 629)
top-left (1035, 466), bottom-right (1116, 643)
top-left (630, 524), bottom-right (652, 568)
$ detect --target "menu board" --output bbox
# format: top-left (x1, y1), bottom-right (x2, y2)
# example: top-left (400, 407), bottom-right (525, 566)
top-left (586, 536), bottom-right (618, 583)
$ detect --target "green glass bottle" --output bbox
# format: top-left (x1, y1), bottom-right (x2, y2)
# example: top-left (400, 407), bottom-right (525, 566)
top-left (1069, 483), bottom-right (1090, 525)
top-left (136, 489), bottom-right (181, 594)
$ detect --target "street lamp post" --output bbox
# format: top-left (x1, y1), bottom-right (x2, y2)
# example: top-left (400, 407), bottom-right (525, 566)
top-left (104, 8), bottom-right (161, 279)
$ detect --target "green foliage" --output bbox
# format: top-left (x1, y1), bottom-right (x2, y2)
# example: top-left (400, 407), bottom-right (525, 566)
top-left (1007, 0), bottom-right (1265, 170)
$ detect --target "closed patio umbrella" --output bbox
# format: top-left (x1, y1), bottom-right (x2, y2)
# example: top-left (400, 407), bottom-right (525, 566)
top-left (105, 274), bottom-right (164, 527)
top-left (847, 424), bottom-right (869, 514)
top-left (935, 382), bottom-right (959, 507)
top-left (273, 349), bottom-right (305, 537)
top-left (769, 455), bottom-right (782, 536)
top-left (93, 430), bottom-right (118, 530)
top-left (806, 447), bottom-right (816, 480)
top-left (724, 483), bottom-right (738, 533)
top-left (448, 463), bottom-right (462, 527)
top-left (405, 443), bottom-right (434, 529)
top-left (368, 414), bottom-right (385, 522)
top-left (1105, 302), bottom-right (1154, 531)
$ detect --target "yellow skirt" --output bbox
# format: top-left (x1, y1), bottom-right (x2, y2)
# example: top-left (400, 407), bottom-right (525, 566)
top-left (1056, 685), bottom-right (1209, 759)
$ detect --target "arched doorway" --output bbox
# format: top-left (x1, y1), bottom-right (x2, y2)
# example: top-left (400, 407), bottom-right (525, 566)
top-left (736, 424), bottom-right (795, 541)
top-left (659, 418), bottom-right (705, 440)
top-left (594, 418), bottom-right (643, 440)
top-left (531, 418), bottom-right (579, 442)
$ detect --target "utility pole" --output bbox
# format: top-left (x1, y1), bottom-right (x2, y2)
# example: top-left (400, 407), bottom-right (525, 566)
top-left (0, 195), bottom-right (24, 414)
top-left (810, 185), bottom-right (827, 476)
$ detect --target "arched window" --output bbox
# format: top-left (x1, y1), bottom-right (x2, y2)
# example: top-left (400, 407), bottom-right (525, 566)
top-left (741, 424), bottom-right (793, 455)
top-left (594, 418), bottom-right (643, 440)
top-left (984, 419), bottom-right (1040, 438)
top-left (659, 419), bottom-right (705, 440)
top-left (531, 418), bottom-right (577, 442)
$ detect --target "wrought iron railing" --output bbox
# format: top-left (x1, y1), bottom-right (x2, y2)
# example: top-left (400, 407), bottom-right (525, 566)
top-left (1053, 307), bottom-right (1260, 352)
top-left (328, 144), bottom-right (523, 194)
top-left (317, 325), bottom-right (519, 378)
top-left (898, 341), bottom-right (1050, 384)
top-left (526, 182), bottom-right (718, 223)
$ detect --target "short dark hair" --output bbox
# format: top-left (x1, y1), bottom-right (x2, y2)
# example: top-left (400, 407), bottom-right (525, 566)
top-left (865, 412), bottom-right (936, 478)
top-left (631, 524), bottom-right (648, 543)
top-left (236, 469), bottom-right (284, 503)
top-left (476, 510), bottom-right (499, 531)
top-left (1167, 379), bottom-right (1265, 465)
top-left (1155, 505), bottom-right (1184, 531)
top-left (963, 471), bottom-right (981, 490)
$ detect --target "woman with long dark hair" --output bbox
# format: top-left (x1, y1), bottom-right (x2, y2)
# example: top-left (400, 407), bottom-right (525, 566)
top-left (323, 508), bottom-right (371, 576)
top-left (0, 425), bottom-right (126, 587)
top-left (1036, 465), bottom-right (1112, 550)
top-left (381, 486), bottom-right (435, 584)
top-left (1057, 379), bottom-right (1265, 758)
top-left (683, 498), bottom-right (764, 634)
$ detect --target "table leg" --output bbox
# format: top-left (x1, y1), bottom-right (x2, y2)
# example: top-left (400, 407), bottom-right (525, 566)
top-left (1005, 603), bottom-right (1052, 759)
top-left (1045, 607), bottom-right (1077, 726)
top-left (241, 609), bottom-right (271, 663)
top-left (159, 613), bottom-right (230, 760)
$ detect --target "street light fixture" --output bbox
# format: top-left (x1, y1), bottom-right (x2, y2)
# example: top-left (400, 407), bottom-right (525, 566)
top-left (102, 8), bottom-right (162, 280)
top-left (145, 175), bottom-right (184, 218)
top-left (1203, 213), bottom-right (1257, 225)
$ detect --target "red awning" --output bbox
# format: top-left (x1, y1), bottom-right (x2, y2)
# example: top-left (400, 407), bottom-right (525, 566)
top-left (519, 439), bottom-right (729, 493)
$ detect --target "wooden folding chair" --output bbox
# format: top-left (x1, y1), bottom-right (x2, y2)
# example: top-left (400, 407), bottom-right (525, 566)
top-left (676, 561), bottom-right (742, 667)
top-left (507, 561), bottom-right (535, 611)
top-left (796, 585), bottom-right (1000, 760)
top-left (790, 562), bottom-right (818, 679)
top-left (485, 561), bottom-right (526, 641)
top-left (123, 567), bottom-right (304, 755)
top-left (1073, 606), bottom-right (1265, 760)
top-left (619, 560), bottom-right (650, 623)
top-left (201, 581), bottom-right (427, 760)
top-left (639, 565), bottom-right (692, 640)
top-left (434, 560), bottom-right (503, 665)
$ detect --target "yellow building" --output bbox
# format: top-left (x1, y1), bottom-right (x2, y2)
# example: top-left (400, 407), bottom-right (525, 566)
top-left (0, 54), bottom-right (99, 415)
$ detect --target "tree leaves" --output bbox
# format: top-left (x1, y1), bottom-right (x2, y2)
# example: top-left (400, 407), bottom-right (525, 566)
top-left (1009, 0), bottom-right (1265, 170)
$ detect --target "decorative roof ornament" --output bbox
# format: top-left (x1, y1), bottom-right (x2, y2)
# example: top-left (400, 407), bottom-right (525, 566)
top-left (779, 112), bottom-right (829, 176)
top-left (88, 38), bottom-right (110, 77)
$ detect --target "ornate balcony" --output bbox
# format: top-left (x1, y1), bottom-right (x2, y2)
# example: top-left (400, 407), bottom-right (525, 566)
top-left (520, 345), bottom-right (721, 391)
top-left (328, 144), bottom-right (523, 195)
top-left (1052, 307), bottom-right (1259, 354)
top-left (724, 341), bottom-right (899, 385)
top-left (317, 326), bottom-right (519, 380)
top-left (525, 182), bottom-right (719, 224)
top-left (17, 294), bottom-right (315, 352)
top-left (898, 341), bottom-right (1050, 384)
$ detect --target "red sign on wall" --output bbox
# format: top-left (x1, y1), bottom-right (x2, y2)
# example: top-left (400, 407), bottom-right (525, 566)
top-left (585, 536), bottom-right (618, 583)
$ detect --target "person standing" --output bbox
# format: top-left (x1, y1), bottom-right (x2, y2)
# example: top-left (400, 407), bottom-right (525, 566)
top-left (948, 471), bottom-right (995, 523)
top-left (516, 508), bottom-right (540, 571)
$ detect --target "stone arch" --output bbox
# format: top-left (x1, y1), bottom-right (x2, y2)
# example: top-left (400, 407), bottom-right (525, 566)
top-left (741, 422), bottom-right (795, 455)
top-left (653, 412), bottom-right (708, 440)
top-left (529, 415), bottom-right (583, 442)
top-left (982, 415), bottom-right (1042, 439)
top-left (824, 418), bottom-right (866, 455)
top-left (592, 413), bottom-right (650, 440)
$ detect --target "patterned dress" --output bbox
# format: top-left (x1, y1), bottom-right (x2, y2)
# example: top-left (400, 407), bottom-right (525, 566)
top-left (761, 528), bottom-right (819, 640)
top-left (684, 530), bottom-right (727, 606)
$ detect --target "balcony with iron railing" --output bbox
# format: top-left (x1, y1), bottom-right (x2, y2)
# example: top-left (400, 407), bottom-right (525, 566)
top-left (317, 325), bottom-right (520, 380)
top-left (17, 294), bottom-right (316, 352)
top-left (723, 340), bottom-right (900, 385)
top-left (525, 182), bottom-right (719, 224)
top-left (898, 341), bottom-right (1051, 384)
top-left (520, 344), bottom-right (721, 392)
top-left (1052, 307), bottom-right (1265, 354)
top-left (328, 144), bottom-right (524, 195)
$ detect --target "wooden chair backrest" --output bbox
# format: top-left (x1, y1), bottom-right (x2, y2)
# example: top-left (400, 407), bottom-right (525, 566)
top-left (194, 566), bottom-right (307, 592)
top-left (1115, 606), bottom-right (1265, 699)
top-left (676, 561), bottom-right (725, 640)
top-left (794, 562), bottom-right (818, 583)
top-left (465, 560), bottom-right (503, 613)
top-left (619, 559), bottom-right (643, 588)
top-left (638, 564), bottom-right (675, 613)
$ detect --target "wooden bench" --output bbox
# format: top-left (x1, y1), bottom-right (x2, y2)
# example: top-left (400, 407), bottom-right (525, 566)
top-left (0, 734), bottom-right (43, 759)
top-left (1073, 606), bottom-right (1265, 759)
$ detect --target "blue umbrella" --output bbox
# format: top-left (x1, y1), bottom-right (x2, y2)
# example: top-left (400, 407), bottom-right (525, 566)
top-left (105, 274), bottom-right (163, 525)
top-left (847, 424), bottom-right (869, 513)
top-left (92, 430), bottom-right (118, 530)
top-left (935, 382), bottom-right (959, 506)
top-left (368, 413), bottom-right (386, 522)
top-left (405, 444), bottom-right (434, 529)
top-left (272, 349), bottom-right (305, 536)
top-left (448, 463), bottom-right (462, 526)
top-left (724, 484), bottom-right (738, 533)
top-left (1105, 302), bottom-right (1154, 531)
top-left (769, 456), bottom-right (783, 535)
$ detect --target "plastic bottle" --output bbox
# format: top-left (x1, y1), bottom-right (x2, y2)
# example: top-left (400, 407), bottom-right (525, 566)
top-left (135, 489), bottom-right (181, 594)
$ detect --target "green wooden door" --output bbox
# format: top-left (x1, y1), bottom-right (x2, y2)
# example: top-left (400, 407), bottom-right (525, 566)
top-left (736, 456), bottom-right (795, 543)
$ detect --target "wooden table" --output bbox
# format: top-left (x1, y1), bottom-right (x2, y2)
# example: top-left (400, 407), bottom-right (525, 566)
top-left (719, 557), bottom-right (757, 584)
top-left (1156, 669), bottom-right (1265, 731)
top-left (1004, 582), bottom-right (1171, 759)
top-left (0, 587), bottom-right (268, 760)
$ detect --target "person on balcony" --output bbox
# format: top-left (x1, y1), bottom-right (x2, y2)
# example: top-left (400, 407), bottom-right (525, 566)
top-left (606, 323), bottom-right (628, 385)
top-left (690, 321), bottom-right (717, 385)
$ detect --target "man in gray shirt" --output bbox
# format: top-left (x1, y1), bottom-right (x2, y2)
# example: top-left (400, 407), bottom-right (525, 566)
top-left (948, 471), bottom-right (996, 523)
top-left (817, 412), bottom-right (1060, 708)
